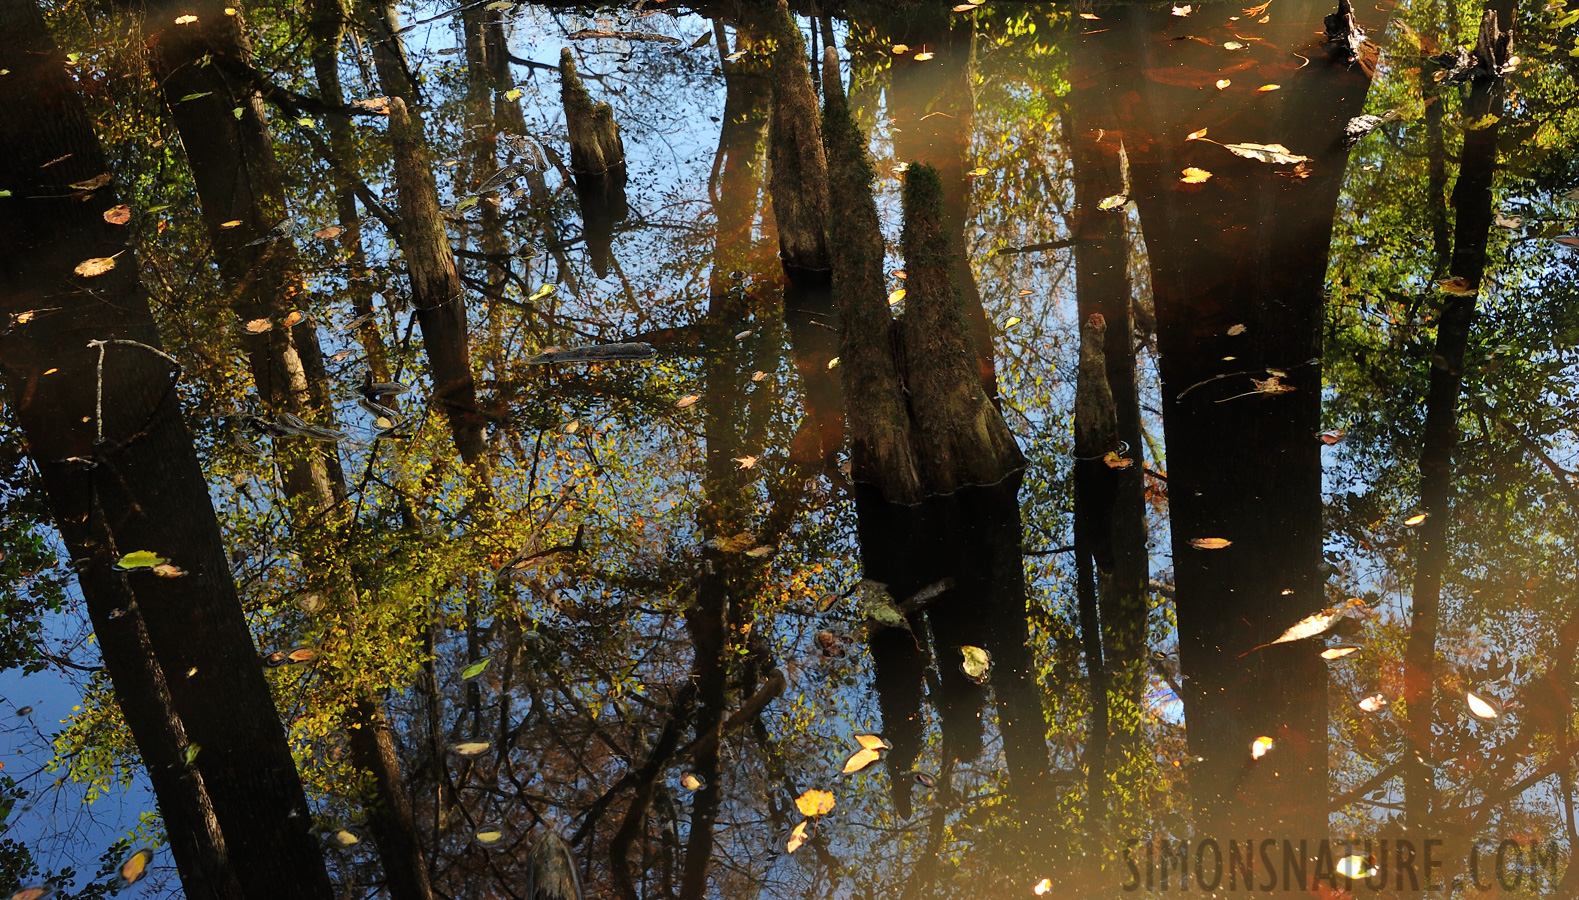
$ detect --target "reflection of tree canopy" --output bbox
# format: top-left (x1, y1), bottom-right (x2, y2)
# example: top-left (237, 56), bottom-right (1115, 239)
top-left (4, 0), bottom-right (1579, 895)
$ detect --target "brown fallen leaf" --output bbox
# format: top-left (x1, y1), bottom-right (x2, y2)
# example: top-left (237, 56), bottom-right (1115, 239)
top-left (1103, 450), bottom-right (1134, 469)
top-left (71, 173), bottom-right (112, 191)
top-left (281, 310), bottom-right (304, 328)
top-left (1189, 537), bottom-right (1232, 549)
top-left (244, 318), bottom-right (273, 333)
top-left (1222, 142), bottom-right (1311, 165)
top-left (314, 225), bottom-right (344, 240)
top-left (676, 394), bottom-right (701, 408)
top-left (74, 256), bottom-right (116, 277)
top-left (103, 205), bottom-right (132, 225)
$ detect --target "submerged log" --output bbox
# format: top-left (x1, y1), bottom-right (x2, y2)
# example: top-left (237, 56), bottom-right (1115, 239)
top-left (898, 164), bottom-right (1024, 494)
top-left (767, 0), bottom-right (831, 283)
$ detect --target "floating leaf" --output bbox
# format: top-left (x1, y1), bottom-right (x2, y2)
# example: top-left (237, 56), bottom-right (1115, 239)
top-left (1318, 429), bottom-right (1346, 445)
top-left (1321, 643), bottom-right (1361, 660)
top-left (1250, 735), bottom-right (1274, 759)
top-left (1223, 40), bottom-right (1244, 49)
top-left (1257, 83), bottom-right (1281, 91)
top-left (486, 0), bottom-right (513, 8)
top-left (1244, 599), bottom-right (1364, 654)
top-left (1227, 323), bottom-right (1246, 335)
top-left (183, 743), bottom-right (201, 765)
top-left (913, 51), bottom-right (935, 61)
top-left (966, 167), bottom-right (989, 176)
top-left (1180, 167), bottom-right (1213, 184)
top-left (826, 357), bottom-right (840, 370)
top-left (116, 550), bottom-right (167, 570)
top-left (287, 648), bottom-right (318, 663)
top-left (529, 284), bottom-right (557, 302)
top-left (73, 256), bottom-right (116, 277)
top-left (103, 205), bottom-right (132, 225)
top-left (959, 645), bottom-right (991, 683)
top-left (504, 88), bottom-right (523, 100)
top-left (10, 886), bottom-right (55, 900)
top-left (743, 545), bottom-right (774, 558)
top-left (751, 371), bottom-right (766, 382)
top-left (1358, 693), bottom-right (1388, 712)
top-left (1102, 450), bottom-right (1133, 469)
top-left (1034, 878), bottom-right (1053, 895)
top-left (786, 820), bottom-right (809, 853)
top-left (282, 310), bottom-right (304, 328)
top-left (1223, 142), bottom-right (1311, 165)
top-left (70, 174), bottom-right (111, 191)
top-left (177, 91), bottom-right (212, 103)
top-left (707, 532), bottom-right (755, 553)
top-left (116, 848), bottom-right (153, 888)
top-left (1403, 513), bottom-right (1428, 526)
top-left (1003, 316), bottom-right (1021, 327)
top-left (676, 394), bottom-right (701, 409)
top-left (331, 829), bottom-right (361, 847)
top-left (1336, 855), bottom-right (1377, 879)
top-left (1493, 213), bottom-right (1522, 229)
top-left (733, 455), bottom-right (759, 470)
top-left (794, 789), bottom-right (835, 817)
top-left (174, 13), bottom-right (197, 23)
top-left (842, 747), bottom-right (881, 773)
top-left (152, 563), bottom-right (186, 578)
top-left (219, 219), bottom-right (242, 228)
top-left (1097, 193), bottom-right (1128, 210)
top-left (1186, 127), bottom-right (1209, 141)
top-left (855, 734), bottom-right (890, 750)
top-left (451, 740), bottom-right (490, 757)
top-left (1466, 691), bottom-right (1501, 719)
top-left (681, 773), bottom-right (702, 790)
top-left (888, 288), bottom-right (906, 305)
top-left (1215, 78), bottom-right (1231, 89)
top-left (1078, 11), bottom-right (1100, 17)
top-left (857, 581), bottom-right (910, 631)
top-left (1436, 276), bottom-right (1476, 296)
top-left (1171, 4), bottom-right (1192, 14)
top-left (474, 825), bottom-right (505, 846)
top-left (461, 658), bottom-right (492, 680)
top-left (914, 772), bottom-right (936, 788)
top-left (890, 44), bottom-right (910, 54)
top-left (314, 225), bottom-right (344, 240)
top-left (953, 4), bottom-right (978, 10)
top-left (1188, 537), bottom-right (1231, 549)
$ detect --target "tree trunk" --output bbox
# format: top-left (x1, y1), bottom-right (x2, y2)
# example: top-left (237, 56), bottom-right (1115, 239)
top-left (1404, 2), bottom-right (1513, 835)
top-left (820, 66), bottom-right (922, 505)
top-left (385, 96), bottom-right (492, 478)
top-left (0, 6), bottom-right (330, 896)
top-left (767, 0), bottom-right (831, 284)
top-left (559, 49), bottom-right (628, 277)
top-left (899, 165), bottom-right (1024, 495)
top-left (1075, 0), bottom-right (1374, 839)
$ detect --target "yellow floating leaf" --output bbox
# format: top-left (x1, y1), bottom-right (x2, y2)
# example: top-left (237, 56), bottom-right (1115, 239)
top-left (1102, 450), bottom-right (1133, 469)
top-left (855, 734), bottom-right (890, 750)
top-left (888, 288), bottom-right (906, 305)
top-left (1223, 40), bottom-right (1244, 49)
top-left (1403, 513), bottom-right (1427, 526)
top-left (1180, 167), bottom-right (1213, 184)
top-left (219, 219), bottom-right (243, 228)
top-left (913, 51), bottom-right (935, 60)
top-left (73, 256), bottom-right (116, 277)
top-left (890, 44), bottom-right (910, 54)
top-left (1078, 12), bottom-right (1100, 18)
top-left (751, 371), bottom-right (766, 382)
top-left (1336, 855), bottom-right (1376, 879)
top-left (1188, 537), bottom-right (1231, 549)
top-left (1216, 78), bottom-right (1232, 89)
top-left (842, 747), bottom-right (881, 773)
top-left (1098, 193), bottom-right (1127, 210)
top-left (174, 13), bottom-right (198, 23)
top-left (116, 550), bottom-right (166, 570)
top-left (1358, 693), bottom-right (1387, 712)
top-left (1257, 83), bottom-right (1281, 91)
top-left (681, 773), bottom-right (702, 790)
top-left (1003, 315), bottom-right (1021, 327)
top-left (152, 563), bottom-right (186, 578)
top-left (1034, 878), bottom-right (1053, 895)
top-left (1321, 643), bottom-right (1361, 660)
top-left (451, 740), bottom-right (490, 757)
top-left (966, 167), bottom-right (989, 176)
top-left (1186, 127), bottom-right (1208, 141)
top-left (1250, 735), bottom-right (1273, 759)
top-left (786, 820), bottom-right (809, 853)
top-left (1437, 276), bottom-right (1476, 296)
top-left (794, 789), bottom-right (835, 817)
top-left (1171, 4), bottom-right (1192, 14)
top-left (1466, 691), bottom-right (1500, 719)
top-left (1227, 323), bottom-right (1246, 335)
top-left (959, 645), bottom-right (991, 682)
top-left (282, 310), bottom-right (304, 328)
top-left (826, 357), bottom-right (840, 370)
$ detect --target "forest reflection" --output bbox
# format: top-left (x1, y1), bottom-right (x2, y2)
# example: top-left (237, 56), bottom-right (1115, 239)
top-left (3, 0), bottom-right (1579, 895)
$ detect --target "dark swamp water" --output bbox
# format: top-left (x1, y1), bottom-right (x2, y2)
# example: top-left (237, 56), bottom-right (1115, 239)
top-left (4, 0), bottom-right (1579, 894)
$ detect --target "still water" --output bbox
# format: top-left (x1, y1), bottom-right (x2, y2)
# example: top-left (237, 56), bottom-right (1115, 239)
top-left (1, 0), bottom-right (1578, 895)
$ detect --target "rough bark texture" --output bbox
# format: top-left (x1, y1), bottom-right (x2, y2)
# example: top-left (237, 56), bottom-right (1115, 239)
top-left (0, 6), bottom-right (330, 896)
top-left (900, 165), bottom-right (1024, 494)
top-left (386, 97), bottom-right (492, 477)
top-left (821, 77), bottom-right (923, 504)
top-left (1076, 0), bottom-right (1374, 839)
top-left (766, 0), bottom-right (831, 282)
top-left (558, 49), bottom-right (628, 276)
top-left (140, 0), bottom-right (344, 512)
top-left (1404, 2), bottom-right (1512, 834)
top-left (345, 700), bottom-right (436, 900)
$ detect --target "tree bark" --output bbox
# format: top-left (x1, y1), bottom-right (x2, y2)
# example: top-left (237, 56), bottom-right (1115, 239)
top-left (0, 6), bottom-right (330, 896)
top-left (559, 49), bottom-right (628, 277)
top-left (1404, 2), bottom-right (1513, 835)
top-left (767, 0), bottom-right (831, 284)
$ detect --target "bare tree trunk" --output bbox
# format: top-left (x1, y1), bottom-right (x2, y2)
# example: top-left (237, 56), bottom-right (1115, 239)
top-left (767, 0), bottom-right (830, 285)
top-left (821, 63), bottom-right (922, 505)
top-left (310, 0), bottom-right (391, 384)
top-left (1404, 2), bottom-right (1513, 835)
top-left (0, 6), bottom-right (330, 896)
top-left (899, 165), bottom-right (1024, 494)
top-left (559, 49), bottom-right (628, 277)
top-left (385, 96), bottom-right (492, 478)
